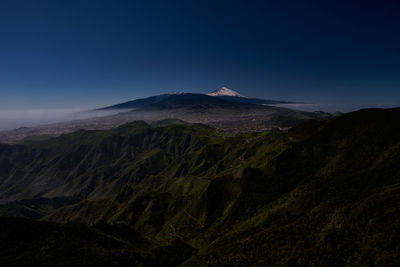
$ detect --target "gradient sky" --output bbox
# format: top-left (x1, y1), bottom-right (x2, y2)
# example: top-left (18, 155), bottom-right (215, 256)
top-left (0, 0), bottom-right (399, 109)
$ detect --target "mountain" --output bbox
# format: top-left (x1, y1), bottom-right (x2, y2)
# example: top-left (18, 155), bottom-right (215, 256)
top-left (0, 93), bottom-right (330, 144)
top-left (100, 87), bottom-right (256, 111)
top-left (0, 217), bottom-right (149, 266)
top-left (98, 92), bottom-right (245, 111)
top-left (206, 86), bottom-right (247, 97)
top-left (140, 93), bottom-right (241, 108)
top-left (0, 108), bottom-right (399, 266)
top-left (100, 87), bottom-right (295, 111)
top-left (207, 86), bottom-right (294, 105)
top-left (97, 93), bottom-right (172, 110)
top-left (211, 94), bottom-right (295, 105)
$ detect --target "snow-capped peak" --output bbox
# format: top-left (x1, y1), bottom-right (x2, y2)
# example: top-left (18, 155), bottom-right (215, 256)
top-left (206, 87), bottom-right (247, 98)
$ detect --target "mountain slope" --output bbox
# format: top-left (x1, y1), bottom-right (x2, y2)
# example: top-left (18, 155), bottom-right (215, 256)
top-left (97, 93), bottom-right (174, 110)
top-left (99, 93), bottom-right (242, 110)
top-left (99, 92), bottom-right (290, 110)
top-left (0, 93), bottom-right (330, 144)
top-left (213, 95), bottom-right (294, 105)
top-left (101, 88), bottom-right (295, 111)
top-left (207, 87), bottom-right (294, 105)
top-left (185, 108), bottom-right (400, 265)
top-left (0, 108), bottom-right (399, 266)
top-left (0, 217), bottom-right (148, 267)
top-left (206, 86), bottom-right (247, 97)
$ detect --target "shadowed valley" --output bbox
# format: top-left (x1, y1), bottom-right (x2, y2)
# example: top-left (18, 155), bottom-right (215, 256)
top-left (0, 108), bottom-right (399, 266)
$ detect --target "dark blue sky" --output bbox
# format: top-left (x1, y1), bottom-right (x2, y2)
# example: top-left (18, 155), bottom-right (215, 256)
top-left (0, 0), bottom-right (399, 109)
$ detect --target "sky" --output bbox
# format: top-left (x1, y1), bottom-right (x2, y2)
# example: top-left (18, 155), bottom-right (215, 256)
top-left (0, 0), bottom-right (399, 110)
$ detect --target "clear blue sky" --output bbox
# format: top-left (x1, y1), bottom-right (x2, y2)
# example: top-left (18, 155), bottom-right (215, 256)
top-left (0, 0), bottom-right (399, 109)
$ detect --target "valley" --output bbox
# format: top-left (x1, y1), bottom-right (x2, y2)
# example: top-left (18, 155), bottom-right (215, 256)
top-left (2, 1), bottom-right (399, 266)
top-left (0, 89), bottom-right (330, 144)
top-left (0, 108), bottom-right (399, 266)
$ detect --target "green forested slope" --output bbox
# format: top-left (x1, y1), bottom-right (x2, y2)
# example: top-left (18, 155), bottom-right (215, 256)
top-left (0, 108), bottom-right (399, 266)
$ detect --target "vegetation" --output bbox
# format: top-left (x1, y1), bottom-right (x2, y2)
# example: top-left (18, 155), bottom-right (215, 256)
top-left (0, 108), bottom-right (399, 266)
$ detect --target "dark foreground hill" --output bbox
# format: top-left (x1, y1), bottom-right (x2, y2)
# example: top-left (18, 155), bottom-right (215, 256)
top-left (0, 108), bottom-right (399, 266)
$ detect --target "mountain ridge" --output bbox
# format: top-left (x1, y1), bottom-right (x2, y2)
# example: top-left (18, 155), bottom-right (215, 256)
top-left (0, 108), bottom-right (399, 266)
top-left (98, 87), bottom-right (296, 110)
top-left (0, 92), bottom-right (329, 144)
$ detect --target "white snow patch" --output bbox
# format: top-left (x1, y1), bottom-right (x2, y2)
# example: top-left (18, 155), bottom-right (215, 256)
top-left (207, 87), bottom-right (247, 98)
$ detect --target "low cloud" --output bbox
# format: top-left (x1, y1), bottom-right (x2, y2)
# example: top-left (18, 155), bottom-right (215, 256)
top-left (0, 108), bottom-right (125, 131)
top-left (267, 103), bottom-right (398, 113)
